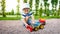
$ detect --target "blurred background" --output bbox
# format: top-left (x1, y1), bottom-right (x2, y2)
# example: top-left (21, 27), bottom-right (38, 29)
top-left (0, 0), bottom-right (60, 20)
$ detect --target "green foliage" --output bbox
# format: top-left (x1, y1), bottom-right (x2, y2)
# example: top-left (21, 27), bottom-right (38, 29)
top-left (0, 13), bottom-right (2, 15)
top-left (16, 0), bottom-right (20, 17)
top-left (29, 0), bottom-right (32, 11)
top-left (39, 8), bottom-right (42, 17)
top-left (16, 12), bottom-right (20, 15)
top-left (24, 0), bottom-right (27, 3)
top-left (6, 9), bottom-right (14, 15)
top-left (51, 0), bottom-right (58, 5)
top-left (43, 0), bottom-right (50, 16)
top-left (57, 7), bottom-right (60, 16)
top-left (43, 0), bottom-right (48, 6)
top-left (35, 0), bottom-right (39, 15)
top-left (17, 0), bottom-right (20, 3)
top-left (0, 11), bottom-right (2, 15)
top-left (16, 5), bottom-right (20, 15)
top-left (11, 9), bottom-right (14, 15)
top-left (51, 0), bottom-right (58, 16)
top-left (3, 12), bottom-right (6, 17)
top-left (46, 9), bottom-right (49, 16)
top-left (1, 0), bottom-right (6, 17)
top-left (0, 17), bottom-right (21, 20)
top-left (17, 0), bottom-right (20, 15)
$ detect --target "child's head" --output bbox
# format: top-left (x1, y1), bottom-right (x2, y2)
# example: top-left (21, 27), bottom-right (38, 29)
top-left (23, 3), bottom-right (30, 14)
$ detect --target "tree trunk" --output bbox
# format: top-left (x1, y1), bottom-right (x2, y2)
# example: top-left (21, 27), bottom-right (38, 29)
top-left (17, 0), bottom-right (20, 17)
top-left (1, 0), bottom-right (6, 17)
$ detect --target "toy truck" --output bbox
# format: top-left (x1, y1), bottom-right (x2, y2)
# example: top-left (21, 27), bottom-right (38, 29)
top-left (24, 20), bottom-right (44, 32)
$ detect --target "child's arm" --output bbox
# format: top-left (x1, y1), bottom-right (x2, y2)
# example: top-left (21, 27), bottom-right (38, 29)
top-left (31, 15), bottom-right (35, 24)
top-left (23, 18), bottom-right (27, 25)
top-left (23, 16), bottom-right (29, 25)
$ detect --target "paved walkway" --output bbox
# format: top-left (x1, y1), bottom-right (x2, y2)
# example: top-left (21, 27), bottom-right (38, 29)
top-left (0, 19), bottom-right (60, 34)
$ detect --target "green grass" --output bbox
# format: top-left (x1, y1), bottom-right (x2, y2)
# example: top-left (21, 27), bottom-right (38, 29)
top-left (0, 15), bottom-right (21, 20)
top-left (34, 16), bottom-right (60, 19)
top-left (0, 15), bottom-right (60, 20)
top-left (0, 17), bottom-right (21, 20)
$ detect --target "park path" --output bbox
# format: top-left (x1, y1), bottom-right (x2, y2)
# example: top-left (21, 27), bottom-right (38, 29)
top-left (0, 19), bottom-right (60, 34)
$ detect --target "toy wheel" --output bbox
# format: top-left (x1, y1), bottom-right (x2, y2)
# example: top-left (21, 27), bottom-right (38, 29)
top-left (39, 25), bottom-right (44, 29)
top-left (34, 27), bottom-right (38, 31)
top-left (37, 26), bottom-right (39, 29)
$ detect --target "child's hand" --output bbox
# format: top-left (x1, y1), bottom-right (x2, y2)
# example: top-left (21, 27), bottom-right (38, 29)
top-left (25, 24), bottom-right (30, 28)
top-left (25, 23), bottom-right (28, 26)
top-left (32, 21), bottom-right (35, 24)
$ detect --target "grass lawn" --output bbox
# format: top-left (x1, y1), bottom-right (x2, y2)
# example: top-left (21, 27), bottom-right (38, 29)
top-left (0, 15), bottom-right (21, 20)
top-left (0, 17), bottom-right (21, 20)
top-left (0, 15), bottom-right (60, 20)
top-left (35, 16), bottom-right (60, 19)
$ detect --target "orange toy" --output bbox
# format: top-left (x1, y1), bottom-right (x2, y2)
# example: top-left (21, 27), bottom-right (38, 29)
top-left (39, 18), bottom-right (46, 25)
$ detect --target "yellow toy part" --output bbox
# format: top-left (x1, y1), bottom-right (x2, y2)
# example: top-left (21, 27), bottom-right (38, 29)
top-left (34, 27), bottom-right (38, 31)
top-left (39, 25), bottom-right (44, 29)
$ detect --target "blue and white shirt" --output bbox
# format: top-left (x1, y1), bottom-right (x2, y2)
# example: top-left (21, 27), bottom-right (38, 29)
top-left (21, 12), bottom-right (33, 19)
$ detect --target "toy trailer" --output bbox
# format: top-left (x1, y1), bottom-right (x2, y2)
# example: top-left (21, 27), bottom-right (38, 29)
top-left (31, 21), bottom-right (44, 31)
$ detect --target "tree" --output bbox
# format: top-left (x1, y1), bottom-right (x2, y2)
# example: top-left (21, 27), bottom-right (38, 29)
top-left (51, 0), bottom-right (58, 16)
top-left (39, 4), bottom-right (42, 17)
top-left (43, 0), bottom-right (49, 16)
top-left (35, 0), bottom-right (39, 15)
top-left (46, 4), bottom-right (49, 16)
top-left (1, 0), bottom-right (6, 17)
top-left (29, 0), bottom-right (32, 11)
top-left (17, 0), bottom-right (20, 17)
top-left (11, 9), bottom-right (14, 15)
top-left (24, 0), bottom-right (27, 3)
top-left (57, 6), bottom-right (60, 16)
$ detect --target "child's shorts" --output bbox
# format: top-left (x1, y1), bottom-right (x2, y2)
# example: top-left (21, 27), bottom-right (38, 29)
top-left (27, 19), bottom-right (32, 25)
top-left (23, 19), bottom-right (31, 27)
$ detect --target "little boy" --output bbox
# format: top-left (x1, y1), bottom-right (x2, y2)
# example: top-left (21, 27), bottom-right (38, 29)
top-left (22, 3), bottom-right (35, 27)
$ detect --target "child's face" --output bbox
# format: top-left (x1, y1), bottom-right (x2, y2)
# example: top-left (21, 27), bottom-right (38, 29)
top-left (23, 8), bottom-right (29, 14)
